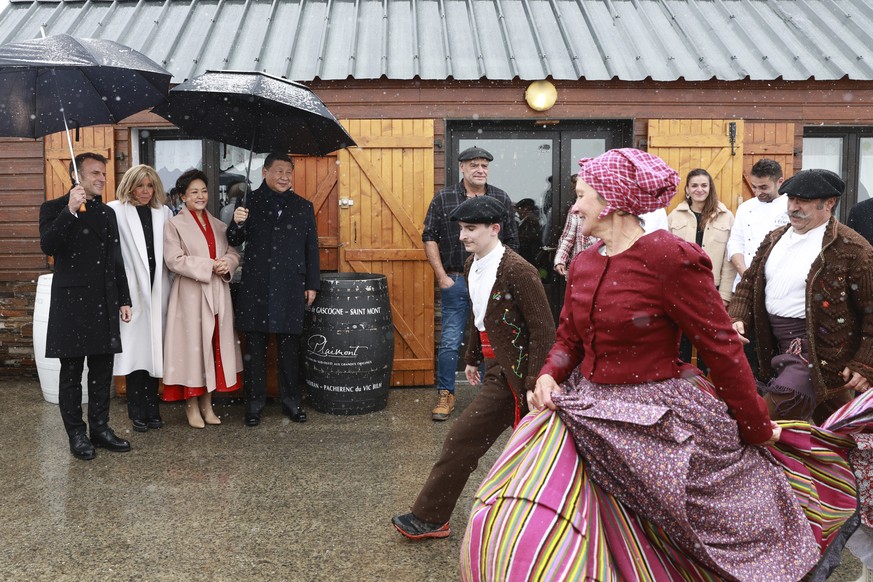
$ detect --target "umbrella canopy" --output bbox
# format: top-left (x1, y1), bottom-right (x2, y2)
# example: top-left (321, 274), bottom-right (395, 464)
top-left (152, 70), bottom-right (356, 156)
top-left (0, 34), bottom-right (172, 138)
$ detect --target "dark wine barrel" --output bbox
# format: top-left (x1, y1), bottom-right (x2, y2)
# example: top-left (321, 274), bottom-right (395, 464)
top-left (303, 273), bottom-right (394, 415)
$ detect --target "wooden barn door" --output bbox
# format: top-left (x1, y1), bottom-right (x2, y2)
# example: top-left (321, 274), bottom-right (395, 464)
top-left (647, 119), bottom-right (745, 214)
top-left (743, 122), bottom-right (796, 201)
top-left (44, 126), bottom-right (116, 202)
top-left (338, 120), bottom-right (434, 387)
top-left (294, 155), bottom-right (341, 271)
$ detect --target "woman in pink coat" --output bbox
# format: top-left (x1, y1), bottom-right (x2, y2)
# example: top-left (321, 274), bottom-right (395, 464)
top-left (162, 169), bottom-right (243, 428)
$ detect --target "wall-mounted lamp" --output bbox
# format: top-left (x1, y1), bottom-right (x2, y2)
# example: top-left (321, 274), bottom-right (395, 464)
top-left (525, 80), bottom-right (557, 112)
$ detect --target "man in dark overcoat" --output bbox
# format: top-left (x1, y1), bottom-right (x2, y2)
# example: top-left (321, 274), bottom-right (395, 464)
top-left (228, 152), bottom-right (320, 426)
top-left (39, 152), bottom-right (133, 460)
top-left (848, 195), bottom-right (873, 247)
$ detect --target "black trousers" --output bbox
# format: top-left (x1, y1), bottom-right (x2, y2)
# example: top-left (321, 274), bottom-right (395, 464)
top-left (243, 332), bottom-right (302, 416)
top-left (58, 354), bottom-right (113, 437)
top-left (744, 332), bottom-right (760, 381)
top-left (125, 370), bottom-right (161, 421)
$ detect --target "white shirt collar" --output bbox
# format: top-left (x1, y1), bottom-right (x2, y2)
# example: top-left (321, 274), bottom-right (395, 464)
top-left (472, 242), bottom-right (504, 274)
top-left (787, 220), bottom-right (828, 241)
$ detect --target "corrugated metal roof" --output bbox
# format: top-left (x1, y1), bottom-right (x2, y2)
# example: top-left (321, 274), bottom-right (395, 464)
top-left (1, 0), bottom-right (873, 83)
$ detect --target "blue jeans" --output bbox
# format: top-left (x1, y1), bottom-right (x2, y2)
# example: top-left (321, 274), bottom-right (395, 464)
top-left (437, 274), bottom-right (470, 393)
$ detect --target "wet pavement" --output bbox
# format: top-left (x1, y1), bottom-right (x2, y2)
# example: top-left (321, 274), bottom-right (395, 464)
top-left (0, 377), bottom-right (867, 581)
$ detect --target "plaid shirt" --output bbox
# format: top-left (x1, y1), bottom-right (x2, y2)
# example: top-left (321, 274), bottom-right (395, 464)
top-left (554, 213), bottom-right (597, 267)
top-left (422, 182), bottom-right (519, 273)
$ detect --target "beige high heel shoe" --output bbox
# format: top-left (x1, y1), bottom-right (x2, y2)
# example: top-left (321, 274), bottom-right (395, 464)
top-left (199, 393), bottom-right (221, 425)
top-left (185, 398), bottom-right (205, 429)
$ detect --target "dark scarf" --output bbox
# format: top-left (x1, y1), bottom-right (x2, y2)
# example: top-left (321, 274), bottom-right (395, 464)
top-left (270, 190), bottom-right (291, 217)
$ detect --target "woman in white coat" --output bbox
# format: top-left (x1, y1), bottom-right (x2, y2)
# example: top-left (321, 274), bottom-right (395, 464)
top-left (108, 165), bottom-right (172, 432)
top-left (667, 168), bottom-right (737, 373)
top-left (162, 170), bottom-right (243, 428)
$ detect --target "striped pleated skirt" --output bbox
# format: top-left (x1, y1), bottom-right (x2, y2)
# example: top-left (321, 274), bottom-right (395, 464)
top-left (461, 376), bottom-right (865, 582)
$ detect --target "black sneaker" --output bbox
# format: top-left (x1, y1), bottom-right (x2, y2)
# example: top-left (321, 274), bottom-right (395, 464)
top-left (391, 512), bottom-right (450, 540)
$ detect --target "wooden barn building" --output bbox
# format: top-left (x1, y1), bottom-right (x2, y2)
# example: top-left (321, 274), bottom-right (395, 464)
top-left (1, 0), bottom-right (872, 385)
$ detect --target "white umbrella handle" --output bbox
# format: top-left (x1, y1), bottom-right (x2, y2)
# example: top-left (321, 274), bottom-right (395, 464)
top-left (45, 51), bottom-right (85, 212)
top-left (63, 114), bottom-right (79, 184)
top-left (241, 125), bottom-right (258, 208)
top-left (40, 29), bottom-right (83, 210)
top-left (62, 106), bottom-right (85, 213)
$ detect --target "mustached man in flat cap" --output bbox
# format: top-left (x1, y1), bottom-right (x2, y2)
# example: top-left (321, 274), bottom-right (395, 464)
top-left (421, 146), bottom-right (519, 422)
top-left (393, 195), bottom-right (554, 540)
top-left (729, 169), bottom-right (873, 423)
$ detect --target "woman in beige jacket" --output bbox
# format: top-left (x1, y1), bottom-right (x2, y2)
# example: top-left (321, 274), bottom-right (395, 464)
top-left (162, 170), bottom-right (243, 428)
top-left (668, 168), bottom-right (737, 373)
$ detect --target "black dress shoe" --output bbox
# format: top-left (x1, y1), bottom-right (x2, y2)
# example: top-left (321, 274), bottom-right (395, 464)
top-left (90, 428), bottom-right (131, 452)
top-left (132, 420), bottom-right (149, 433)
top-left (147, 418), bottom-right (163, 429)
top-left (244, 414), bottom-right (260, 427)
top-left (69, 433), bottom-right (96, 460)
top-left (288, 408), bottom-right (307, 423)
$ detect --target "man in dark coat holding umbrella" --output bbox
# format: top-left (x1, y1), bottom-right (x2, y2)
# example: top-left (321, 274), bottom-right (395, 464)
top-left (39, 152), bottom-right (133, 460)
top-left (228, 152), bottom-right (320, 426)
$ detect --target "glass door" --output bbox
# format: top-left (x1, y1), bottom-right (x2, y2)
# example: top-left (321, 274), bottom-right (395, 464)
top-left (803, 127), bottom-right (873, 222)
top-left (457, 133), bottom-right (558, 269)
top-left (859, 138), bottom-right (873, 203)
top-left (448, 120), bottom-right (632, 320)
top-left (802, 135), bottom-right (845, 219)
top-left (139, 129), bottom-right (207, 215)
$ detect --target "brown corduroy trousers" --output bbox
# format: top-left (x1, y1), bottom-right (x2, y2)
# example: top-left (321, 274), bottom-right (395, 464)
top-left (411, 359), bottom-right (518, 524)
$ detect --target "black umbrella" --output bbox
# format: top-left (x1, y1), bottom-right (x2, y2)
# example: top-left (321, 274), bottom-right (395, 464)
top-left (0, 33), bottom-right (171, 191)
top-left (152, 70), bottom-right (356, 192)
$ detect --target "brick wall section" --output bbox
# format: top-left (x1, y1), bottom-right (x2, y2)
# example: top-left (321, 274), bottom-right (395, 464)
top-left (0, 280), bottom-right (38, 377)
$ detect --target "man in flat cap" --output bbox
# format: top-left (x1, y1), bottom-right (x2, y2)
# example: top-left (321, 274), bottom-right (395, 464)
top-left (422, 146), bottom-right (519, 421)
top-left (729, 168), bottom-right (873, 423)
top-left (393, 195), bottom-right (554, 540)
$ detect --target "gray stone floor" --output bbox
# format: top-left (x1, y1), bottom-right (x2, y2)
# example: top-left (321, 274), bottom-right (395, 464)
top-left (0, 378), bottom-right (867, 581)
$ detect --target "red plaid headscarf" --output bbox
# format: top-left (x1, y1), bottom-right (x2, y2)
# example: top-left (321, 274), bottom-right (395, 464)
top-left (577, 149), bottom-right (680, 219)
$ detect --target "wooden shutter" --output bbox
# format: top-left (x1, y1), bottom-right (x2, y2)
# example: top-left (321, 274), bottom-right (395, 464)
top-left (44, 126), bottom-right (116, 202)
top-left (338, 120), bottom-right (435, 387)
top-left (0, 138), bottom-right (44, 280)
top-left (743, 122), bottom-right (796, 201)
top-left (647, 119), bottom-right (745, 214)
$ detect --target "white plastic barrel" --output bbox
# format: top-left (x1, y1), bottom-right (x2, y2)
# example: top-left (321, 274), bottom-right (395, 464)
top-left (33, 274), bottom-right (89, 404)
